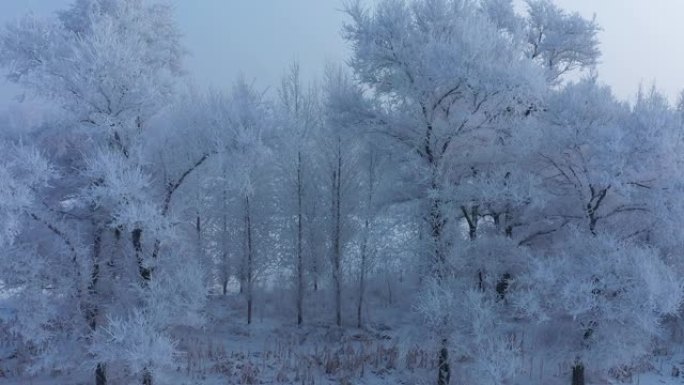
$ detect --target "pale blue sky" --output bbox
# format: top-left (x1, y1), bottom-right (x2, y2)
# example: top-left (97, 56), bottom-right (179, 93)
top-left (0, 0), bottom-right (682, 110)
top-left (550, 0), bottom-right (684, 103)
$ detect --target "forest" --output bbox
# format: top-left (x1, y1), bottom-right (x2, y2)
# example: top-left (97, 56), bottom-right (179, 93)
top-left (1, 0), bottom-right (684, 384)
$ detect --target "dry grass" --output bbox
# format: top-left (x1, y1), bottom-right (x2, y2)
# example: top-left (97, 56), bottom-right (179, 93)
top-left (175, 331), bottom-right (435, 384)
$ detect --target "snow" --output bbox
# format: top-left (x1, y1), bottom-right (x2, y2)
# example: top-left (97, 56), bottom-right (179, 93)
top-left (2, 294), bottom-right (684, 385)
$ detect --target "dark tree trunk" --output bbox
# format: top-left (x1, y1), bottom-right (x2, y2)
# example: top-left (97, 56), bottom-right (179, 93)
top-left (332, 138), bottom-right (343, 327)
top-left (477, 270), bottom-right (485, 292)
top-left (221, 182), bottom-right (229, 296)
top-left (437, 339), bottom-right (450, 385)
top-left (247, 295), bottom-right (253, 325)
top-left (95, 364), bottom-right (107, 385)
top-left (357, 239), bottom-right (366, 328)
top-left (572, 363), bottom-right (585, 385)
top-left (296, 151), bottom-right (304, 326)
top-left (142, 369), bottom-right (152, 385)
top-left (195, 214), bottom-right (202, 258)
top-left (311, 206), bottom-right (320, 293)
top-left (244, 195), bottom-right (254, 325)
top-left (587, 185), bottom-right (609, 236)
top-left (504, 207), bottom-right (513, 238)
top-left (90, 227), bottom-right (107, 385)
top-left (132, 228), bottom-right (150, 281)
top-left (496, 273), bottom-right (511, 301)
top-left (430, 194), bottom-right (445, 277)
top-left (421, 118), bottom-right (452, 385)
top-left (357, 234), bottom-right (367, 327)
top-left (110, 227), bottom-right (122, 278)
top-left (461, 205), bottom-right (479, 241)
top-left (428, 166), bottom-right (450, 385)
top-left (310, 200), bottom-right (320, 293)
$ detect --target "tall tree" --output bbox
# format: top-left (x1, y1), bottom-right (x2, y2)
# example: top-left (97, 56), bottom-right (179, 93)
top-left (343, 0), bottom-right (543, 382)
top-left (276, 62), bottom-right (321, 326)
top-left (0, 1), bottom-right (208, 383)
top-left (322, 66), bottom-right (367, 327)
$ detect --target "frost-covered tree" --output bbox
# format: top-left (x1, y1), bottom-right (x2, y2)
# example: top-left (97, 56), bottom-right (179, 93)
top-left (523, 0), bottom-right (601, 82)
top-left (223, 78), bottom-right (272, 325)
top-left (417, 234), bottom-right (537, 385)
top-left (275, 62), bottom-right (322, 326)
top-left (621, 87), bottom-right (684, 252)
top-left (321, 66), bottom-right (368, 327)
top-left (342, 0), bottom-right (544, 382)
top-left (343, 0), bottom-right (542, 277)
top-left (531, 78), bottom-right (674, 246)
top-left (0, 1), bottom-right (209, 384)
top-left (517, 232), bottom-right (682, 385)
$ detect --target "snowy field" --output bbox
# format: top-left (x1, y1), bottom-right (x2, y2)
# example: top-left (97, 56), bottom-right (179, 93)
top-left (3, 293), bottom-right (684, 385)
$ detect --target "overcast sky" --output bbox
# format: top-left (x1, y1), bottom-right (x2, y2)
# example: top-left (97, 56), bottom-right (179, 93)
top-left (1, 0), bottom-right (683, 110)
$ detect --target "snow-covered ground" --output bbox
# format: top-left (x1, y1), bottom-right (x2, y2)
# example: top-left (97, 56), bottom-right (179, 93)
top-left (3, 293), bottom-right (684, 385)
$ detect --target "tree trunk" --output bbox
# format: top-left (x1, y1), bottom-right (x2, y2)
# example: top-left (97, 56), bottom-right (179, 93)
top-left (572, 363), bottom-right (585, 385)
top-left (461, 205), bottom-right (479, 241)
top-left (496, 273), bottom-right (511, 301)
top-left (296, 151), bottom-right (304, 326)
top-left (142, 369), bottom-right (152, 385)
top-left (428, 165), bottom-right (450, 385)
top-left (312, 261), bottom-right (319, 292)
top-left (90, 226), bottom-right (107, 385)
top-left (132, 228), bottom-right (150, 282)
top-left (437, 338), bottom-right (450, 385)
top-left (332, 138), bottom-right (343, 327)
top-left (429, 166), bottom-right (446, 279)
top-left (504, 208), bottom-right (513, 238)
top-left (95, 364), bottom-right (107, 385)
top-left (195, 213), bottom-right (202, 259)
top-left (310, 201), bottom-right (320, 293)
top-left (358, 150), bottom-right (375, 329)
top-left (91, 308), bottom-right (107, 385)
top-left (221, 167), bottom-right (230, 296)
top-left (245, 195), bottom-right (254, 325)
top-left (247, 292), bottom-right (253, 325)
top-left (430, 195), bottom-right (444, 276)
top-left (478, 270), bottom-right (485, 292)
top-left (111, 226), bottom-right (122, 279)
top-left (357, 245), bottom-right (366, 328)
top-left (221, 211), bottom-right (229, 296)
